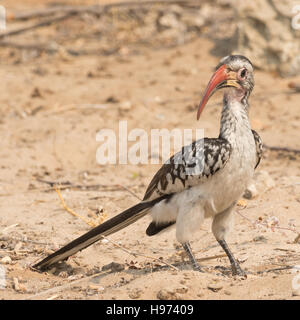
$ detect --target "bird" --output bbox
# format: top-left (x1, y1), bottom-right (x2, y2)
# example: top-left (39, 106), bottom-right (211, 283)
top-left (33, 55), bottom-right (262, 276)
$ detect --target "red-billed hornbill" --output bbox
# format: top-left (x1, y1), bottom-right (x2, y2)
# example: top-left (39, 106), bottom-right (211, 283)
top-left (33, 55), bottom-right (262, 276)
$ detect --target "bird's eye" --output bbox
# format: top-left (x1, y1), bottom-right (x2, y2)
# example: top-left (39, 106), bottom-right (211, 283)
top-left (239, 68), bottom-right (247, 79)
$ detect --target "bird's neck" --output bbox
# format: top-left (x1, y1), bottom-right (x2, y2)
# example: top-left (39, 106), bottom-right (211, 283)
top-left (219, 91), bottom-right (251, 144)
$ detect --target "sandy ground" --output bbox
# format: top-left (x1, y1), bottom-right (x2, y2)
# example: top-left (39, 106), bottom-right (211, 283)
top-left (0, 1), bottom-right (300, 300)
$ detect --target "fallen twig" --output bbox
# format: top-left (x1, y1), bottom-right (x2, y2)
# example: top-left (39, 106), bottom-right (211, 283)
top-left (104, 237), bottom-right (179, 271)
top-left (117, 184), bottom-right (142, 201)
top-left (1, 1), bottom-right (203, 41)
top-left (36, 178), bottom-right (142, 198)
top-left (54, 185), bottom-right (100, 227)
top-left (8, 5), bottom-right (103, 21)
top-left (197, 253), bottom-right (227, 263)
top-left (36, 178), bottom-right (72, 187)
top-left (26, 269), bottom-right (112, 300)
top-left (0, 13), bottom-right (76, 40)
top-left (257, 265), bottom-right (294, 274)
top-left (0, 224), bottom-right (19, 235)
top-left (37, 178), bottom-right (124, 192)
top-left (0, 236), bottom-right (50, 246)
top-left (9, 1), bottom-right (202, 21)
top-left (0, 41), bottom-right (120, 57)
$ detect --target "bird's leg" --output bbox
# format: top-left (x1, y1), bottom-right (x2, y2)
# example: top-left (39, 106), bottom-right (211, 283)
top-left (217, 239), bottom-right (245, 276)
top-left (212, 203), bottom-right (245, 276)
top-left (182, 242), bottom-right (203, 272)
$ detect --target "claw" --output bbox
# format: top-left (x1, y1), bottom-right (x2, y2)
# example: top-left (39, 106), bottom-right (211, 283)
top-left (193, 263), bottom-right (204, 272)
top-left (232, 264), bottom-right (247, 277)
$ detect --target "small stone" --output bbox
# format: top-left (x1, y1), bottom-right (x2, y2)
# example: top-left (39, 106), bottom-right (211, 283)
top-left (292, 288), bottom-right (300, 296)
top-left (253, 235), bottom-right (268, 243)
top-left (244, 171), bottom-right (275, 199)
top-left (13, 277), bottom-right (20, 291)
top-left (14, 242), bottom-right (23, 253)
top-left (102, 262), bottom-right (125, 272)
top-left (207, 283), bottom-right (223, 292)
top-left (119, 101), bottom-right (132, 111)
top-left (88, 284), bottom-right (104, 292)
top-left (31, 87), bottom-right (42, 98)
top-left (105, 96), bottom-right (119, 104)
top-left (128, 288), bottom-right (142, 299)
top-left (224, 290), bottom-right (232, 295)
top-left (255, 171), bottom-right (275, 193)
top-left (87, 71), bottom-right (95, 78)
top-left (58, 271), bottom-right (68, 278)
top-left (243, 183), bottom-right (258, 199)
top-left (157, 289), bottom-right (178, 300)
top-left (13, 277), bottom-right (26, 292)
top-left (1, 256), bottom-right (12, 264)
top-left (175, 286), bottom-right (188, 294)
top-left (46, 295), bottom-right (59, 300)
top-left (237, 199), bottom-right (247, 207)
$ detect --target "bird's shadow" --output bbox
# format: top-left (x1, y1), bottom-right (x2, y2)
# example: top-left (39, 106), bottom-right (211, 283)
top-left (35, 259), bottom-right (234, 280)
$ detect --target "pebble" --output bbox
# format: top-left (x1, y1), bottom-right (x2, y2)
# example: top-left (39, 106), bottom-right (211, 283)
top-left (101, 262), bottom-right (125, 272)
top-left (13, 277), bottom-right (20, 291)
top-left (1, 256), bottom-right (12, 264)
top-left (244, 171), bottom-right (275, 199)
top-left (253, 235), bottom-right (268, 243)
top-left (58, 271), bottom-right (68, 278)
top-left (175, 286), bottom-right (188, 294)
top-left (88, 284), bottom-right (105, 292)
top-left (237, 199), bottom-right (247, 207)
top-left (157, 289), bottom-right (177, 300)
top-left (243, 183), bottom-right (258, 199)
top-left (128, 288), bottom-right (142, 299)
top-left (13, 277), bottom-right (26, 293)
top-left (119, 101), bottom-right (132, 111)
top-left (46, 295), bottom-right (60, 300)
top-left (292, 288), bottom-right (300, 296)
top-left (207, 283), bottom-right (223, 292)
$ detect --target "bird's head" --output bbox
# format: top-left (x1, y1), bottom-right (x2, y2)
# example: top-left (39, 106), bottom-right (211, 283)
top-left (197, 55), bottom-right (254, 120)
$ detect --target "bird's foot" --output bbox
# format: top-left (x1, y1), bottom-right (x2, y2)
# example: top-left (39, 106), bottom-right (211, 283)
top-left (231, 263), bottom-right (247, 278)
top-left (192, 262), bottom-right (204, 273)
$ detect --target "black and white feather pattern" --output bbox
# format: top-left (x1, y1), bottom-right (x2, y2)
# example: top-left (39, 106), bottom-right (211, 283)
top-left (252, 130), bottom-right (263, 169)
top-left (143, 138), bottom-right (232, 201)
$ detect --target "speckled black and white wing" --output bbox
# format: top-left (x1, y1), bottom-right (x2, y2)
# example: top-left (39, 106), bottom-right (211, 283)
top-left (252, 130), bottom-right (263, 169)
top-left (143, 138), bottom-right (232, 201)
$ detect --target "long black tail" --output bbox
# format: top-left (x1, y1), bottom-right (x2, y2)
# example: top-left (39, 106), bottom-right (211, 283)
top-left (33, 195), bottom-right (171, 271)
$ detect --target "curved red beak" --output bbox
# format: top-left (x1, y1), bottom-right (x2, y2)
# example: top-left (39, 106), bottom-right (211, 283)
top-left (197, 64), bottom-right (240, 120)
